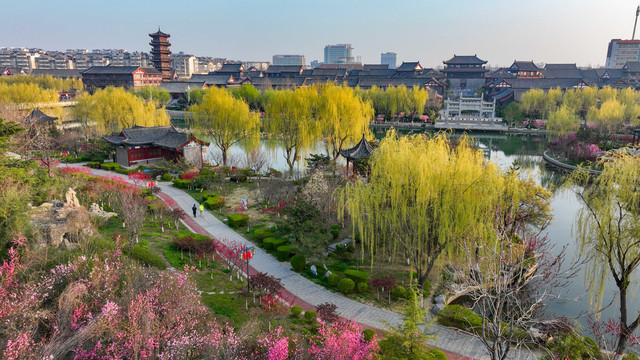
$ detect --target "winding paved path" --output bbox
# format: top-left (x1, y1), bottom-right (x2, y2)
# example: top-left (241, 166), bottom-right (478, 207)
top-left (68, 164), bottom-right (538, 360)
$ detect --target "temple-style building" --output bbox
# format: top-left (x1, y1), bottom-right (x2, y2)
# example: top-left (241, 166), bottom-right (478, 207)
top-left (149, 29), bottom-right (173, 80)
top-left (82, 66), bottom-right (163, 89)
top-left (442, 55), bottom-right (488, 79)
top-left (103, 126), bottom-right (207, 168)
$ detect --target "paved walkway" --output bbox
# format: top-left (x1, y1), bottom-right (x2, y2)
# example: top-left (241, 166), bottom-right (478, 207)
top-left (68, 164), bottom-right (538, 360)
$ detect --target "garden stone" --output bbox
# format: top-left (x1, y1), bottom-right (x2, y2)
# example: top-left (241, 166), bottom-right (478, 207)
top-left (431, 302), bottom-right (446, 315)
top-left (434, 295), bottom-right (446, 304)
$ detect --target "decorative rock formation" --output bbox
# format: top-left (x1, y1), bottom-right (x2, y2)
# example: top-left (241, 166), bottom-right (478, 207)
top-left (89, 203), bottom-right (117, 219)
top-left (31, 188), bottom-right (97, 249)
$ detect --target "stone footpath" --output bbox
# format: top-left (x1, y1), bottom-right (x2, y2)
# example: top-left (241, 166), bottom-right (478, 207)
top-left (67, 164), bottom-right (538, 360)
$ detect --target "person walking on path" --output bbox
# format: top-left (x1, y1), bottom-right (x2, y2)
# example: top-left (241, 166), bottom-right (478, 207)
top-left (199, 203), bottom-right (204, 218)
top-left (192, 204), bottom-right (197, 218)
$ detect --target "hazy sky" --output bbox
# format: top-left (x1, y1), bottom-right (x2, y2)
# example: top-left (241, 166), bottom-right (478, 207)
top-left (2, 0), bottom-right (637, 68)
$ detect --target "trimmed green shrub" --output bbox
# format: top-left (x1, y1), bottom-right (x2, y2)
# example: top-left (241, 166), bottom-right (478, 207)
top-left (304, 310), bottom-right (316, 322)
top-left (277, 245), bottom-right (291, 260)
top-left (263, 237), bottom-right (276, 250)
top-left (128, 245), bottom-right (167, 270)
top-left (228, 213), bottom-right (249, 228)
top-left (426, 349), bottom-right (447, 360)
top-left (254, 228), bottom-right (274, 241)
top-left (330, 229), bottom-right (340, 240)
top-left (87, 161), bottom-right (101, 168)
top-left (344, 269), bottom-right (369, 284)
top-left (546, 333), bottom-right (603, 360)
top-left (100, 162), bottom-right (120, 171)
top-left (290, 254), bottom-right (306, 271)
top-left (328, 273), bottom-right (340, 286)
top-left (357, 282), bottom-right (368, 293)
top-left (331, 224), bottom-right (341, 230)
top-left (272, 238), bottom-right (289, 248)
top-left (161, 173), bottom-right (172, 181)
top-left (172, 178), bottom-right (191, 189)
top-left (230, 174), bottom-right (248, 183)
top-left (204, 196), bottom-right (225, 210)
top-left (437, 305), bottom-right (483, 332)
top-left (290, 305), bottom-right (303, 317)
top-left (338, 278), bottom-right (355, 294)
top-left (114, 167), bottom-right (134, 175)
top-left (392, 286), bottom-right (406, 300)
top-left (362, 329), bottom-right (377, 342)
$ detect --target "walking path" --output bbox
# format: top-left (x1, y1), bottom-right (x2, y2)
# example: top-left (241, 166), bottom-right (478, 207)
top-left (68, 164), bottom-right (538, 360)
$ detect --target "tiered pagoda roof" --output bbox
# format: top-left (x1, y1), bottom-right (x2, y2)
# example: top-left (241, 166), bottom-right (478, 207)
top-left (339, 134), bottom-right (374, 161)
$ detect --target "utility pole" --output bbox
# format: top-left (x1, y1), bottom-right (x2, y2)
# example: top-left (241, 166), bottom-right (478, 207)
top-left (633, 5), bottom-right (640, 39)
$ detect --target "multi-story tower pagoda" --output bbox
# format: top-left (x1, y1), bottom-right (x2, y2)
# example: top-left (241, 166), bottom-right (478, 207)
top-left (149, 28), bottom-right (172, 80)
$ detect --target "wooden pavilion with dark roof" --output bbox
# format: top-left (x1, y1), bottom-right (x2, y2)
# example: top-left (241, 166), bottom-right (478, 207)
top-left (339, 134), bottom-right (374, 176)
top-left (103, 125), bottom-right (208, 168)
top-left (25, 108), bottom-right (58, 125)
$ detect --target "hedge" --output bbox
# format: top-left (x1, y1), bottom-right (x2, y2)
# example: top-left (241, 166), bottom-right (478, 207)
top-left (263, 237), bottom-right (276, 250)
top-left (254, 229), bottom-right (273, 241)
top-left (161, 173), bottom-right (172, 181)
top-left (328, 273), bottom-right (340, 286)
top-left (204, 196), bottom-right (225, 210)
top-left (392, 286), bottom-right (406, 299)
top-left (290, 254), bottom-right (306, 271)
top-left (426, 349), bottom-right (447, 360)
top-left (87, 161), bottom-right (102, 169)
top-left (290, 306), bottom-right (303, 317)
top-left (272, 238), bottom-right (289, 248)
top-left (100, 163), bottom-right (120, 171)
top-left (228, 213), bottom-right (249, 228)
top-left (172, 178), bottom-right (192, 189)
top-left (357, 282), bottom-right (368, 293)
top-left (338, 278), bottom-right (355, 294)
top-left (330, 229), bottom-right (340, 240)
top-left (128, 245), bottom-right (167, 270)
top-left (304, 310), bottom-right (317, 322)
top-left (437, 305), bottom-right (483, 332)
top-left (277, 245), bottom-right (291, 260)
top-left (344, 269), bottom-right (369, 284)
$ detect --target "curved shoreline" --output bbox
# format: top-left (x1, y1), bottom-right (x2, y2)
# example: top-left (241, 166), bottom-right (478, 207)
top-left (542, 150), bottom-right (602, 175)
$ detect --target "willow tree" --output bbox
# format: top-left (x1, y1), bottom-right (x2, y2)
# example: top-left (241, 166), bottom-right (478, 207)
top-left (190, 87), bottom-right (260, 166)
top-left (587, 98), bottom-right (625, 136)
top-left (547, 105), bottom-right (579, 135)
top-left (317, 83), bottom-right (373, 160)
top-left (73, 87), bottom-right (170, 135)
top-left (408, 85), bottom-right (429, 116)
top-left (339, 130), bottom-right (545, 289)
top-left (264, 86), bottom-right (321, 174)
top-left (520, 88), bottom-right (546, 124)
top-left (570, 154), bottom-right (640, 358)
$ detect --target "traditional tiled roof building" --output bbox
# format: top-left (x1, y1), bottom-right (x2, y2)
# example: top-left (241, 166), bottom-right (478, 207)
top-left (103, 126), bottom-right (207, 168)
top-left (149, 29), bottom-right (173, 80)
top-left (82, 65), bottom-right (163, 89)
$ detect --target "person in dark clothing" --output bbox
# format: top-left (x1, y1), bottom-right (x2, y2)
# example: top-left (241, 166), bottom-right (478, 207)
top-left (192, 204), bottom-right (197, 218)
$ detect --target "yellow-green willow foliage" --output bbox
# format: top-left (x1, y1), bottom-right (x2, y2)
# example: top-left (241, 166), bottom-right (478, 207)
top-left (548, 105), bottom-right (580, 134)
top-left (520, 88), bottom-right (546, 121)
top-left (190, 87), bottom-right (260, 166)
top-left (316, 83), bottom-right (374, 160)
top-left (0, 82), bottom-right (58, 104)
top-left (73, 87), bottom-right (170, 135)
top-left (338, 130), bottom-right (549, 289)
top-left (362, 85), bottom-right (428, 116)
top-left (264, 86), bottom-right (322, 173)
top-left (0, 75), bottom-right (82, 91)
top-left (570, 154), bottom-right (640, 355)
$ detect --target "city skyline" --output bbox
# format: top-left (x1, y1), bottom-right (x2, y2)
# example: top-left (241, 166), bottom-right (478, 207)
top-left (1, 0), bottom-right (637, 68)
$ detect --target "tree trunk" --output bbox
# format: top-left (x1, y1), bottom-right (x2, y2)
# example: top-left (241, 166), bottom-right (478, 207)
top-left (222, 147), bottom-right (228, 167)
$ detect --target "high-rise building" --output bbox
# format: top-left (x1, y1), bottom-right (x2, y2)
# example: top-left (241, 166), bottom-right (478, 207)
top-left (272, 55), bottom-right (306, 66)
top-left (172, 55), bottom-right (198, 78)
top-left (149, 29), bottom-right (172, 80)
top-left (324, 44), bottom-right (353, 64)
top-left (606, 39), bottom-right (640, 68)
top-left (381, 52), bottom-right (397, 68)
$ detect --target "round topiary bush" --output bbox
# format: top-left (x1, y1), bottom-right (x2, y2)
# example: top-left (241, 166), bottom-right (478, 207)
top-left (290, 254), bottom-right (306, 271)
top-left (392, 285), bottom-right (406, 299)
top-left (330, 229), bottom-right (340, 240)
top-left (357, 282), bottom-right (368, 293)
top-left (290, 305), bottom-right (303, 317)
top-left (304, 310), bottom-right (317, 322)
top-left (228, 213), bottom-right (249, 228)
top-left (362, 329), bottom-right (377, 342)
top-left (263, 237), bottom-right (276, 250)
top-left (161, 173), bottom-right (172, 181)
top-left (426, 349), bottom-right (447, 360)
top-left (338, 278), bottom-right (355, 294)
top-left (328, 273), bottom-right (340, 286)
top-left (254, 228), bottom-right (274, 241)
top-left (277, 245), bottom-right (291, 260)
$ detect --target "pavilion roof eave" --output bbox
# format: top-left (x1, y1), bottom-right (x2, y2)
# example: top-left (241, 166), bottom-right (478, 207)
top-left (339, 134), bottom-right (374, 161)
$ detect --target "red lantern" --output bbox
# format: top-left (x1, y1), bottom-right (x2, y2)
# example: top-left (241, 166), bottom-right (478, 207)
top-left (248, 250), bottom-right (253, 259)
top-left (242, 252), bottom-right (247, 260)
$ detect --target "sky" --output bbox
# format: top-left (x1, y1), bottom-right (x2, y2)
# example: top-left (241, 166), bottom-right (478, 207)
top-left (1, 0), bottom-right (637, 68)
